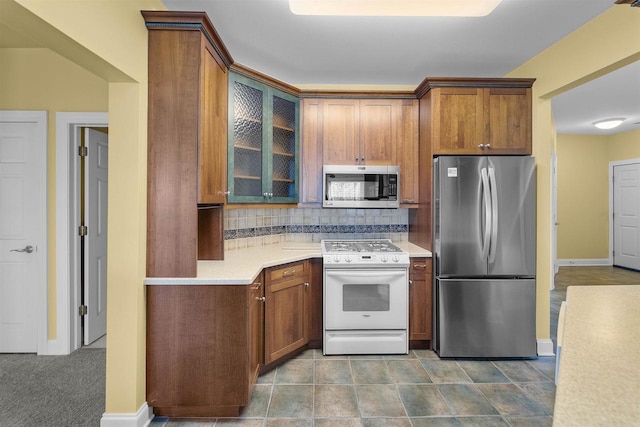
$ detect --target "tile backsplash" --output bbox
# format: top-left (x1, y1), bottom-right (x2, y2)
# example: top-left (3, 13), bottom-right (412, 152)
top-left (224, 208), bottom-right (409, 251)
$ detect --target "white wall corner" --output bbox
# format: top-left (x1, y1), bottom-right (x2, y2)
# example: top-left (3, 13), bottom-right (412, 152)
top-left (537, 338), bottom-right (555, 357)
top-left (556, 258), bottom-right (611, 267)
top-left (100, 403), bottom-right (153, 427)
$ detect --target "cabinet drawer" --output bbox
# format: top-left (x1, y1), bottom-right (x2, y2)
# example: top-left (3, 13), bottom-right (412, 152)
top-left (410, 258), bottom-right (432, 277)
top-left (267, 261), bottom-right (308, 283)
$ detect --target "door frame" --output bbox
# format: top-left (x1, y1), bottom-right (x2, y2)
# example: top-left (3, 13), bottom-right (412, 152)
top-left (0, 110), bottom-right (47, 354)
top-left (55, 112), bottom-right (108, 355)
top-left (550, 147), bottom-right (558, 290)
top-left (609, 158), bottom-right (640, 267)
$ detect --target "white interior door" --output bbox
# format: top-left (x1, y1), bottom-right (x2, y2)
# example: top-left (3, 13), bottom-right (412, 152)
top-left (0, 113), bottom-right (46, 353)
top-left (613, 163), bottom-right (640, 270)
top-left (84, 128), bottom-right (108, 345)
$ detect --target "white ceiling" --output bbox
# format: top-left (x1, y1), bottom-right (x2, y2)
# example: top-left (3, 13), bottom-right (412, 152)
top-left (163, 0), bottom-right (640, 135)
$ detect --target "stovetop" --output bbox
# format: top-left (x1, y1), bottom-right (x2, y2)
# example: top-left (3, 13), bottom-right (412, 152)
top-left (322, 239), bottom-right (403, 254)
top-left (322, 239), bottom-right (409, 267)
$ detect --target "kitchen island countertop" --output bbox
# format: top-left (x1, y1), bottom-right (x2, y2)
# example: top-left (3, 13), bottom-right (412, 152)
top-left (145, 241), bottom-right (431, 285)
top-left (553, 285), bottom-right (640, 426)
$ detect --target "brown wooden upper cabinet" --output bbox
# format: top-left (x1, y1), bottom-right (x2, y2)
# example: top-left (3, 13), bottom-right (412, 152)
top-left (199, 43), bottom-right (229, 204)
top-left (420, 78), bottom-right (535, 155)
top-left (301, 98), bottom-right (418, 205)
top-left (144, 11), bottom-right (231, 277)
top-left (322, 99), bottom-right (401, 165)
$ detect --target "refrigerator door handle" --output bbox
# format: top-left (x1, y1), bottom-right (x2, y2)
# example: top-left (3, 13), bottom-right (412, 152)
top-left (488, 166), bottom-right (499, 264)
top-left (480, 167), bottom-right (492, 260)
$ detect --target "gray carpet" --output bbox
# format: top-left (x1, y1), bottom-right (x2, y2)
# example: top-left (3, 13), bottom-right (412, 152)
top-left (0, 348), bottom-right (105, 427)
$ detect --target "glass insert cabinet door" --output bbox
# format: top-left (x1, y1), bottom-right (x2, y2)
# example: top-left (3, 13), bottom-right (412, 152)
top-left (227, 73), bottom-right (300, 203)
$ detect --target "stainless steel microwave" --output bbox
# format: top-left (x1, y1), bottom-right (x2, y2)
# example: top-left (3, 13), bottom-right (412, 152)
top-left (323, 165), bottom-right (400, 208)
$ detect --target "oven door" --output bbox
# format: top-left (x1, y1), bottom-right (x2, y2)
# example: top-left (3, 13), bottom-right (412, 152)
top-left (324, 268), bottom-right (408, 330)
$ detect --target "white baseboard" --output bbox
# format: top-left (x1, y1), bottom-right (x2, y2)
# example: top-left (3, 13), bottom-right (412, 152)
top-left (100, 402), bottom-right (153, 427)
top-left (42, 339), bottom-right (69, 356)
top-left (556, 258), bottom-right (610, 267)
top-left (537, 338), bottom-right (555, 357)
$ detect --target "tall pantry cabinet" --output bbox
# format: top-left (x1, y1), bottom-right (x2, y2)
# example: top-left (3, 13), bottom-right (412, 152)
top-left (143, 11), bottom-right (232, 277)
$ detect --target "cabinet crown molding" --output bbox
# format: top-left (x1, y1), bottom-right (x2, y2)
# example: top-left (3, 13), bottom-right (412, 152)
top-left (142, 10), bottom-right (234, 69)
top-left (415, 77), bottom-right (536, 98)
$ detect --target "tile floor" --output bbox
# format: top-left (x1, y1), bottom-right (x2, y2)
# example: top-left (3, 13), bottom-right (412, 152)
top-left (149, 266), bottom-right (631, 427)
top-left (151, 349), bottom-right (557, 427)
top-left (149, 266), bottom-right (640, 426)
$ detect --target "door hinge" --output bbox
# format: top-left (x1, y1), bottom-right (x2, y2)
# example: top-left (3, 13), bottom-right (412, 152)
top-left (78, 146), bottom-right (88, 157)
top-left (79, 305), bottom-right (88, 316)
top-left (79, 225), bottom-right (88, 236)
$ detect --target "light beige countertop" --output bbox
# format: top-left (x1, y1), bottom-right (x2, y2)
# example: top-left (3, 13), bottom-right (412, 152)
top-left (553, 285), bottom-right (640, 426)
top-left (145, 241), bottom-right (431, 285)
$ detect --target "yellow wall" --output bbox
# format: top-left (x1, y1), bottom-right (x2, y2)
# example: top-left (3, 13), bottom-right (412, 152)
top-left (556, 129), bottom-right (640, 260)
top-left (0, 47), bottom-right (109, 338)
top-left (3, 0), bottom-right (165, 415)
top-left (507, 6), bottom-right (640, 341)
top-left (556, 134), bottom-right (609, 259)
top-left (609, 129), bottom-right (640, 162)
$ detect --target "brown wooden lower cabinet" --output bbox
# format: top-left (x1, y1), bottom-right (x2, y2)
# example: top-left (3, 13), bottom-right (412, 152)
top-left (146, 275), bottom-right (264, 417)
top-left (248, 272), bottom-right (265, 388)
top-left (146, 255), bottom-right (432, 417)
top-left (264, 260), bottom-right (310, 364)
top-left (308, 258), bottom-right (323, 347)
top-left (409, 257), bottom-right (433, 348)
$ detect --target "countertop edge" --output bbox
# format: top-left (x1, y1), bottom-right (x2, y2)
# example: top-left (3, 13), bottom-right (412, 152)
top-left (145, 241), bottom-right (431, 285)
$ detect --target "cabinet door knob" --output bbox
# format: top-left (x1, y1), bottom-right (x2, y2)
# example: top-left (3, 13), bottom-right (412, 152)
top-left (478, 144), bottom-right (484, 148)
top-left (304, 282), bottom-right (310, 287)
top-left (355, 157), bottom-right (359, 163)
top-left (256, 296), bottom-right (266, 302)
top-left (485, 144), bottom-right (491, 149)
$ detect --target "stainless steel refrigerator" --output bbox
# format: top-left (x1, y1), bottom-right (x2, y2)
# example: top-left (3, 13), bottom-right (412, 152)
top-left (433, 156), bottom-right (536, 358)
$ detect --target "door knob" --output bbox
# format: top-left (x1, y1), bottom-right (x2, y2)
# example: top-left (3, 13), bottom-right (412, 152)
top-left (11, 245), bottom-right (34, 254)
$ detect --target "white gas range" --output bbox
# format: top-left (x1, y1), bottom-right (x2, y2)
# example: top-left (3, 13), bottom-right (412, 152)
top-left (322, 239), bottom-right (409, 355)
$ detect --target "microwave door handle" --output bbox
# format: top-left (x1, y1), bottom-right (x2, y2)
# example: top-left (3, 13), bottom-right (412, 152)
top-left (480, 167), bottom-right (492, 261)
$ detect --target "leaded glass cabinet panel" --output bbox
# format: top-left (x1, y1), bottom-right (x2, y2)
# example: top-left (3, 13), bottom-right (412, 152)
top-left (228, 73), bottom-right (299, 203)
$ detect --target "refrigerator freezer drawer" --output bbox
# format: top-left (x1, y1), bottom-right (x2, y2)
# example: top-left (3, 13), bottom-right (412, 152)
top-left (435, 278), bottom-right (536, 358)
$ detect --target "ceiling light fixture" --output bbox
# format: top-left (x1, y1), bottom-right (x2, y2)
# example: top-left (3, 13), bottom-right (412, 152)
top-left (593, 118), bottom-right (625, 130)
top-left (289, 0), bottom-right (503, 17)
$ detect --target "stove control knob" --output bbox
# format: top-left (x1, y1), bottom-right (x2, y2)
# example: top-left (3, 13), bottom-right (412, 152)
top-left (381, 255), bottom-right (388, 263)
top-left (333, 255), bottom-right (340, 263)
top-left (345, 256), bottom-right (352, 263)
top-left (392, 255), bottom-right (399, 263)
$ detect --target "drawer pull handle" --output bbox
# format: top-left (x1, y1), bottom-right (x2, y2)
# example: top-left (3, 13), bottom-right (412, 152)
top-left (413, 264), bottom-right (427, 269)
top-left (251, 282), bottom-right (262, 290)
top-left (282, 269), bottom-right (296, 277)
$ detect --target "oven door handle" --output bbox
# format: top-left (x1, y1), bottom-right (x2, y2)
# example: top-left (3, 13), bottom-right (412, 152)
top-left (325, 269), bottom-right (407, 279)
